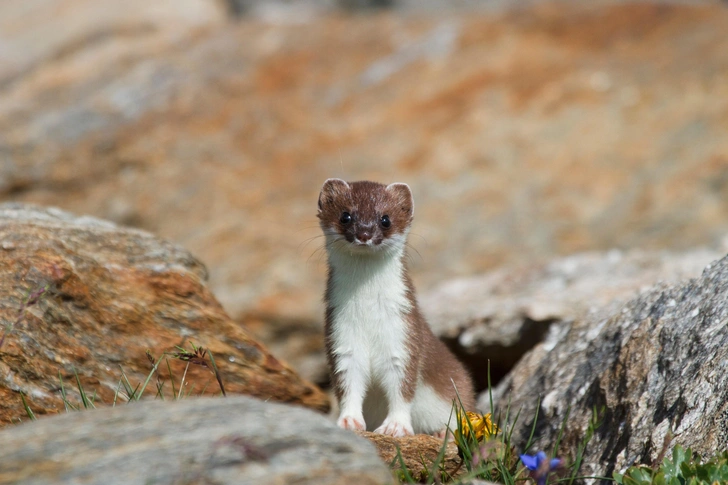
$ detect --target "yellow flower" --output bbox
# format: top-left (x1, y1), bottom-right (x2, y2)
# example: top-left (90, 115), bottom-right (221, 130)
top-left (456, 411), bottom-right (498, 443)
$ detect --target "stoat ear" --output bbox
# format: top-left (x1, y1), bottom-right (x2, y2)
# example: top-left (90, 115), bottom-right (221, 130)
top-left (318, 178), bottom-right (350, 211)
top-left (386, 182), bottom-right (414, 218)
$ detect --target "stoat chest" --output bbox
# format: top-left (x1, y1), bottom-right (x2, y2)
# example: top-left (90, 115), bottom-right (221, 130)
top-left (328, 251), bottom-right (411, 371)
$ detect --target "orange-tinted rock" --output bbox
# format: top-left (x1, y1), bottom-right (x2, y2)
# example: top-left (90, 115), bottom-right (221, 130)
top-left (0, 204), bottom-right (329, 426)
top-left (357, 430), bottom-right (463, 481)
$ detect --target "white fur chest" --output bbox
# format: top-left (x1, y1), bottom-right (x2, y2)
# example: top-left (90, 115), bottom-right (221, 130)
top-left (327, 249), bottom-right (412, 379)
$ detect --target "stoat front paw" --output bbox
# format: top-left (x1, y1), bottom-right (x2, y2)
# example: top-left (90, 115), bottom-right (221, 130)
top-left (374, 419), bottom-right (414, 437)
top-left (337, 415), bottom-right (365, 431)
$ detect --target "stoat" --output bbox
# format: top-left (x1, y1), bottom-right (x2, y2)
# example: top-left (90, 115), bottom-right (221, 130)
top-left (317, 178), bottom-right (475, 437)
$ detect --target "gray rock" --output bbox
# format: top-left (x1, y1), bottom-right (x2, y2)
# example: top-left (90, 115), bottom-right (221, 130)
top-left (494, 253), bottom-right (728, 479)
top-left (0, 395), bottom-right (393, 485)
top-left (421, 249), bottom-right (719, 390)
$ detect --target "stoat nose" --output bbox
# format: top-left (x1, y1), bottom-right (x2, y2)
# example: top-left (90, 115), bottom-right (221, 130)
top-left (357, 230), bottom-right (372, 242)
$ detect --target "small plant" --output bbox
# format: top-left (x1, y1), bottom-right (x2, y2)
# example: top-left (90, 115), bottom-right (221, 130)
top-left (19, 392), bottom-right (36, 421)
top-left (168, 342), bottom-right (226, 397)
top-left (18, 342), bottom-right (225, 421)
top-left (614, 445), bottom-right (728, 485)
top-left (452, 398), bottom-right (519, 484)
top-left (391, 362), bottom-right (608, 484)
top-left (520, 451), bottom-right (563, 485)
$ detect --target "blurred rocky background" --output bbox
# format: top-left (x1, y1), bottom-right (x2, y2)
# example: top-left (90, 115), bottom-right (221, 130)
top-left (2, 0), bottom-right (728, 481)
top-left (2, 0), bottom-right (727, 393)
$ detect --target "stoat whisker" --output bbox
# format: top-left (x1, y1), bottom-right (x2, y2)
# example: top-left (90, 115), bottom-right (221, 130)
top-left (405, 242), bottom-right (423, 263)
top-left (298, 234), bottom-right (326, 253)
top-left (306, 236), bottom-right (346, 264)
top-left (408, 231), bottom-right (428, 246)
top-left (294, 224), bottom-right (325, 233)
top-left (306, 244), bottom-right (327, 264)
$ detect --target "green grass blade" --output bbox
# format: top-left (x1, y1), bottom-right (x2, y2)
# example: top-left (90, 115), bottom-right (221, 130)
top-left (506, 405), bottom-right (522, 445)
top-left (113, 377), bottom-right (123, 407)
top-left (488, 359), bottom-right (494, 416)
top-left (552, 405), bottom-right (571, 459)
top-left (523, 394), bottom-right (541, 453)
top-left (567, 406), bottom-right (603, 484)
top-left (207, 350), bottom-right (226, 397)
top-left (155, 379), bottom-right (165, 400)
top-left (74, 367), bottom-right (95, 409)
top-left (20, 392), bottom-right (36, 421)
top-left (501, 395), bottom-right (513, 445)
top-left (165, 358), bottom-right (177, 399)
top-left (427, 428), bottom-right (452, 484)
top-left (137, 354), bottom-right (165, 400)
top-left (58, 371), bottom-right (78, 412)
top-left (185, 383), bottom-right (197, 398)
top-left (118, 367), bottom-right (141, 401)
top-left (394, 445), bottom-right (417, 483)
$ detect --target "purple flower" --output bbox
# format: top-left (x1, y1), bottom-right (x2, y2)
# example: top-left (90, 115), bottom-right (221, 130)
top-left (519, 451), bottom-right (563, 485)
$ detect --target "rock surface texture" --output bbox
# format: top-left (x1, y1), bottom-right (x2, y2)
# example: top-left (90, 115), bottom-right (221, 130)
top-left (1, 2), bottom-right (727, 330)
top-left (359, 431), bottom-right (463, 481)
top-left (421, 249), bottom-right (720, 390)
top-left (0, 395), bottom-right (391, 485)
top-left (0, 204), bottom-right (329, 426)
top-left (497, 253), bottom-right (728, 479)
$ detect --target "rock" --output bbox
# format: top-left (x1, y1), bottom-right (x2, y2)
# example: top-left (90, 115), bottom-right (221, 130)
top-left (358, 431), bottom-right (463, 481)
top-left (1, 2), bottom-right (728, 335)
top-left (422, 249), bottom-right (720, 391)
top-left (0, 395), bottom-right (392, 485)
top-left (0, 0), bottom-right (227, 86)
top-left (0, 203), bottom-right (329, 426)
top-left (243, 313), bottom-right (331, 387)
top-left (494, 253), bottom-right (728, 479)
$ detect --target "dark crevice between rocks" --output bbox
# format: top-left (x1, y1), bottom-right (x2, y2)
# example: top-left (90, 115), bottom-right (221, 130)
top-left (441, 317), bottom-right (556, 393)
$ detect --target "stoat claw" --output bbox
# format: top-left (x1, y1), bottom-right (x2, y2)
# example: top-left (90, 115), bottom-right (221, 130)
top-left (374, 419), bottom-right (414, 437)
top-left (337, 415), bottom-right (365, 431)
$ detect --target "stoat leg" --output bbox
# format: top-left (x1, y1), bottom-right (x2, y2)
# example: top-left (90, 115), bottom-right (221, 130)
top-left (374, 359), bottom-right (414, 437)
top-left (334, 350), bottom-right (369, 432)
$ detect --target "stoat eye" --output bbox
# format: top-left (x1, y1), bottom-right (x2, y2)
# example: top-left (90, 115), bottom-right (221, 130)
top-left (381, 215), bottom-right (391, 228)
top-left (340, 212), bottom-right (352, 224)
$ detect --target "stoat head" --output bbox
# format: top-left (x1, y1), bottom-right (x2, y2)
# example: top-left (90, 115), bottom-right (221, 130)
top-left (317, 179), bottom-right (414, 255)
